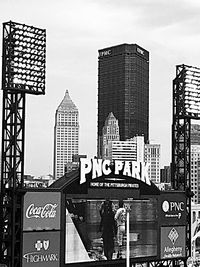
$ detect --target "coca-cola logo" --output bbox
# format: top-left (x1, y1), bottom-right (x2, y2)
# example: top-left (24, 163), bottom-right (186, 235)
top-left (26, 203), bottom-right (58, 219)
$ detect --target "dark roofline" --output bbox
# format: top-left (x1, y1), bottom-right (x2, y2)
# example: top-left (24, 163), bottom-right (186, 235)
top-left (49, 169), bottom-right (79, 191)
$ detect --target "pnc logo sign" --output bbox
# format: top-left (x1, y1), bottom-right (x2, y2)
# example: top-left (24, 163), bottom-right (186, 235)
top-left (137, 47), bottom-right (144, 55)
top-left (160, 193), bottom-right (186, 224)
top-left (162, 200), bottom-right (184, 213)
top-left (99, 49), bottom-right (111, 57)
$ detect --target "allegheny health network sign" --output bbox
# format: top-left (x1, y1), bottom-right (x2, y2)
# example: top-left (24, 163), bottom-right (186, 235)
top-left (160, 226), bottom-right (186, 259)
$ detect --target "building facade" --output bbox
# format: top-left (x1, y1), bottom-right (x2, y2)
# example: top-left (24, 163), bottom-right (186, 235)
top-left (160, 165), bottom-right (171, 183)
top-left (24, 174), bottom-right (55, 188)
top-left (102, 112), bottom-right (120, 159)
top-left (97, 43), bottom-right (149, 157)
top-left (144, 144), bottom-right (160, 184)
top-left (191, 145), bottom-right (200, 204)
top-left (191, 124), bottom-right (200, 145)
top-left (53, 90), bottom-right (79, 179)
top-left (104, 136), bottom-right (144, 162)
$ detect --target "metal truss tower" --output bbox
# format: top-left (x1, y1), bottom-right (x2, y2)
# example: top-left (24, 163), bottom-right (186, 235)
top-left (172, 64), bottom-right (200, 260)
top-left (0, 21), bottom-right (46, 267)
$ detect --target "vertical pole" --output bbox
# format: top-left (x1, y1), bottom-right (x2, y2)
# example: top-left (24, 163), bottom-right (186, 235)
top-left (126, 210), bottom-right (130, 267)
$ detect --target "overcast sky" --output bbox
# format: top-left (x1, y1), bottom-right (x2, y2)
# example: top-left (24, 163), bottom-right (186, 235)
top-left (1, 0), bottom-right (200, 176)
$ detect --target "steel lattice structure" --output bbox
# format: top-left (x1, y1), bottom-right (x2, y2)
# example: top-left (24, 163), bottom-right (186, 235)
top-left (0, 21), bottom-right (46, 267)
top-left (172, 64), bottom-right (200, 261)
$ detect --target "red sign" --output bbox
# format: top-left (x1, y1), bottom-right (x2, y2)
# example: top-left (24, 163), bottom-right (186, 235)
top-left (23, 192), bottom-right (61, 231)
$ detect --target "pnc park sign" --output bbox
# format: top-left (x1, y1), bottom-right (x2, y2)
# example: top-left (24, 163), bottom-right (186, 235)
top-left (80, 158), bottom-right (150, 185)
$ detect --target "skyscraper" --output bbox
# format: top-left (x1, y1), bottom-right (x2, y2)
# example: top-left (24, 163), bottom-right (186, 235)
top-left (97, 43), bottom-right (149, 157)
top-left (144, 143), bottom-right (160, 184)
top-left (53, 90), bottom-right (79, 179)
top-left (191, 124), bottom-right (200, 145)
top-left (102, 112), bottom-right (120, 159)
top-left (106, 136), bottom-right (145, 162)
top-left (191, 145), bottom-right (200, 204)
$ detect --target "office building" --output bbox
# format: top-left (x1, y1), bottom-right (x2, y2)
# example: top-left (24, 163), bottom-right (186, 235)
top-left (97, 43), bottom-right (149, 157)
top-left (191, 124), bottom-right (200, 145)
top-left (105, 136), bottom-right (144, 162)
top-left (24, 174), bottom-right (55, 188)
top-left (102, 112), bottom-right (120, 159)
top-left (65, 155), bottom-right (87, 174)
top-left (53, 90), bottom-right (79, 179)
top-left (145, 143), bottom-right (160, 184)
top-left (191, 145), bottom-right (200, 204)
top-left (160, 165), bottom-right (171, 183)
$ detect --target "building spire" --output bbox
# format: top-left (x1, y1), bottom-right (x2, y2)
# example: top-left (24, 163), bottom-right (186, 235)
top-left (58, 90), bottom-right (78, 111)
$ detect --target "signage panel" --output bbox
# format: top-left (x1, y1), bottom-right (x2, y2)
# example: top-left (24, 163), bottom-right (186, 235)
top-left (23, 192), bottom-right (61, 231)
top-left (80, 158), bottom-right (150, 185)
top-left (65, 198), bottom-right (158, 263)
top-left (22, 231), bottom-right (60, 267)
top-left (160, 226), bottom-right (186, 259)
top-left (159, 193), bottom-right (186, 225)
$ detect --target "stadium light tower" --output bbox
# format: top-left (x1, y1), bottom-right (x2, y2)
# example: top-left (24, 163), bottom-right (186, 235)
top-left (0, 21), bottom-right (46, 267)
top-left (172, 64), bottom-right (200, 260)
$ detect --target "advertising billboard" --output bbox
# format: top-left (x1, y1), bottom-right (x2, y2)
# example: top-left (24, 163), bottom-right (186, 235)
top-left (159, 192), bottom-right (186, 225)
top-left (65, 198), bottom-right (158, 263)
top-left (23, 192), bottom-right (61, 231)
top-left (22, 231), bottom-right (60, 267)
top-left (160, 226), bottom-right (186, 259)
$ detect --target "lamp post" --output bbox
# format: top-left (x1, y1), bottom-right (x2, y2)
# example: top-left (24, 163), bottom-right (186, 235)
top-left (172, 64), bottom-right (200, 261)
top-left (126, 203), bottom-right (131, 267)
top-left (0, 21), bottom-right (46, 266)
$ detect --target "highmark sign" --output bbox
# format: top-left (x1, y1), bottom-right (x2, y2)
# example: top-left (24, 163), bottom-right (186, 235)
top-left (80, 158), bottom-right (150, 185)
top-left (22, 231), bottom-right (60, 267)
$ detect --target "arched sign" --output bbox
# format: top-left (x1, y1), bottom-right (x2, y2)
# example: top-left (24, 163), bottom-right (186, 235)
top-left (60, 159), bottom-right (160, 264)
top-left (46, 159), bottom-right (187, 266)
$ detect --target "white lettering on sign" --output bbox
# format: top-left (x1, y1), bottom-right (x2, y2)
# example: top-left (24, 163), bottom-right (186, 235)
top-left (26, 203), bottom-right (58, 219)
top-left (80, 158), bottom-right (150, 185)
top-left (23, 253), bottom-right (59, 263)
top-left (162, 201), bottom-right (184, 213)
top-left (99, 49), bottom-right (111, 57)
top-left (90, 182), bottom-right (139, 188)
top-left (170, 202), bottom-right (184, 211)
top-left (137, 47), bottom-right (144, 55)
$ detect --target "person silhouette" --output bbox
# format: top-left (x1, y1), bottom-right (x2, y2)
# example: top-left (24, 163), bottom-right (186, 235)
top-left (99, 199), bottom-right (116, 260)
top-left (115, 200), bottom-right (126, 259)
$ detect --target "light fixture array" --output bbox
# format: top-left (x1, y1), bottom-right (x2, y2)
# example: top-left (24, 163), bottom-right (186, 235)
top-left (183, 65), bottom-right (200, 117)
top-left (3, 21), bottom-right (46, 94)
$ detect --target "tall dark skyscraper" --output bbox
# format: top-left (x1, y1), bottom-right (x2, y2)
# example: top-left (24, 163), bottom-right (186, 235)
top-left (97, 43), bottom-right (149, 157)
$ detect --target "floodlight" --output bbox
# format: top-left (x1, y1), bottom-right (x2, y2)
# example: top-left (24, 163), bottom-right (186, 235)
top-left (2, 21), bottom-right (46, 95)
top-left (175, 65), bottom-right (200, 118)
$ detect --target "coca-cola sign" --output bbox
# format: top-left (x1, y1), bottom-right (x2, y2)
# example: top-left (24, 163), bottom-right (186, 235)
top-left (23, 192), bottom-right (61, 231)
top-left (26, 204), bottom-right (58, 219)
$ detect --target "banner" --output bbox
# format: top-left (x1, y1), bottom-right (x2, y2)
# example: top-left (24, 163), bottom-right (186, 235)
top-left (159, 193), bottom-right (186, 225)
top-left (160, 226), bottom-right (186, 259)
top-left (23, 192), bottom-right (61, 231)
top-left (22, 231), bottom-right (60, 267)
